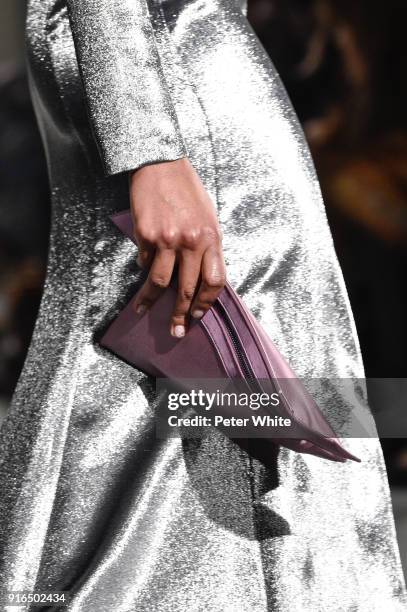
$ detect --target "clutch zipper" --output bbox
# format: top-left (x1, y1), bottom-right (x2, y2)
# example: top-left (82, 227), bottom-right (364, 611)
top-left (215, 301), bottom-right (256, 381)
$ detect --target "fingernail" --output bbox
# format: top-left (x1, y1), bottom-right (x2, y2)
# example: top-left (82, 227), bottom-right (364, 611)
top-left (136, 304), bottom-right (147, 315)
top-left (191, 309), bottom-right (205, 319)
top-left (172, 325), bottom-right (185, 338)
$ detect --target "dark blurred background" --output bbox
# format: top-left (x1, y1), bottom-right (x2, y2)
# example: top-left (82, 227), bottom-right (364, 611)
top-left (0, 0), bottom-right (406, 573)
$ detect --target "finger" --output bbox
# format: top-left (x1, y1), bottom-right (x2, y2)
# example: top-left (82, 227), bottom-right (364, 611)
top-left (135, 237), bottom-right (155, 270)
top-left (190, 246), bottom-right (226, 319)
top-left (133, 249), bottom-right (176, 314)
top-left (170, 251), bottom-right (202, 338)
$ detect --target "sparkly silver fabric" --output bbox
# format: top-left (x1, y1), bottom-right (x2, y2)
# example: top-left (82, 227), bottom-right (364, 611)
top-left (0, 0), bottom-right (405, 610)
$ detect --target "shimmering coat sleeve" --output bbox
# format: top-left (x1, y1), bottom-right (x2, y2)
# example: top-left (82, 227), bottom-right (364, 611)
top-left (66, 0), bottom-right (187, 175)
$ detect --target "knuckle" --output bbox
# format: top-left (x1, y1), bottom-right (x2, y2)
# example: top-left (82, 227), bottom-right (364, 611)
top-left (172, 306), bottom-right (187, 318)
top-left (180, 228), bottom-right (201, 248)
top-left (204, 273), bottom-right (226, 290)
top-left (202, 225), bottom-right (221, 243)
top-left (149, 274), bottom-right (169, 289)
top-left (160, 227), bottom-right (178, 248)
top-left (137, 224), bottom-right (157, 244)
top-left (179, 285), bottom-right (196, 302)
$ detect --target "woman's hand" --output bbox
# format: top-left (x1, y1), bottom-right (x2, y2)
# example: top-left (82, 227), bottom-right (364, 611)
top-left (129, 157), bottom-right (226, 338)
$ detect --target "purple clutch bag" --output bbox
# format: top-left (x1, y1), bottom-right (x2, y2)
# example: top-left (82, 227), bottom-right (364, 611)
top-left (101, 210), bottom-right (360, 464)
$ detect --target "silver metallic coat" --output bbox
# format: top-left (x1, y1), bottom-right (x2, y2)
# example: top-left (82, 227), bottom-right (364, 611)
top-left (0, 0), bottom-right (405, 610)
